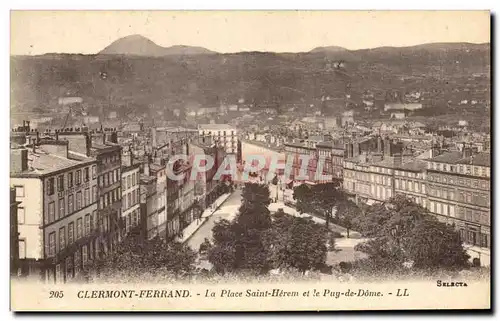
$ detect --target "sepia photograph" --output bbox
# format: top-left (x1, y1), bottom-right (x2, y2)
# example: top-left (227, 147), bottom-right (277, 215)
top-left (9, 10), bottom-right (491, 311)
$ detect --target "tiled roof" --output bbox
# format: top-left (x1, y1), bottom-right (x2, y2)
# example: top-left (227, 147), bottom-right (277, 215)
top-left (427, 151), bottom-right (463, 164)
top-left (198, 124), bottom-right (236, 130)
top-left (398, 160), bottom-right (427, 172)
top-left (11, 148), bottom-right (95, 177)
top-left (456, 152), bottom-right (490, 167)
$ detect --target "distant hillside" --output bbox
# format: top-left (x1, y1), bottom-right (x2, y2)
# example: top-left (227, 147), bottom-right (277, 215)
top-left (10, 41), bottom-right (490, 125)
top-left (310, 46), bottom-right (349, 53)
top-left (98, 34), bottom-right (216, 56)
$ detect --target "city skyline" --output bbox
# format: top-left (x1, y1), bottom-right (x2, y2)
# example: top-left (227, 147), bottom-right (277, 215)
top-left (11, 10), bottom-right (490, 55)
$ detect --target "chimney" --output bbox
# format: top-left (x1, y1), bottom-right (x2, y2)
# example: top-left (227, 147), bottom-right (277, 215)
top-left (55, 130), bottom-right (59, 141)
top-left (129, 146), bottom-right (134, 167)
top-left (10, 148), bottom-right (28, 173)
top-left (377, 136), bottom-right (383, 153)
top-left (393, 153), bottom-right (402, 168)
top-left (462, 147), bottom-right (473, 159)
top-left (384, 138), bottom-right (392, 157)
top-left (143, 157), bottom-right (151, 176)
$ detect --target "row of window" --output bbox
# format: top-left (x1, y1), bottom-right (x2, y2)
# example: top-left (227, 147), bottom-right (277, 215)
top-left (47, 210), bottom-right (101, 257)
top-left (98, 187), bottom-right (121, 210)
top-left (429, 162), bottom-right (490, 177)
top-left (459, 229), bottom-right (490, 248)
top-left (102, 154), bottom-right (121, 165)
top-left (122, 188), bottom-right (141, 211)
top-left (395, 179), bottom-right (426, 194)
top-left (98, 168), bottom-right (121, 188)
top-left (122, 171), bottom-right (140, 191)
top-left (46, 239), bottom-right (105, 284)
top-left (46, 187), bottom-right (97, 225)
top-left (428, 174), bottom-right (489, 190)
top-left (428, 186), bottom-right (490, 207)
top-left (428, 201), bottom-right (490, 226)
top-left (395, 170), bottom-right (423, 179)
top-left (124, 209), bottom-right (141, 234)
top-left (47, 165), bottom-right (97, 196)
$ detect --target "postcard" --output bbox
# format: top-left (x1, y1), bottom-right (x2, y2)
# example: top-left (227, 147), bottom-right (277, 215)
top-left (10, 10), bottom-right (491, 311)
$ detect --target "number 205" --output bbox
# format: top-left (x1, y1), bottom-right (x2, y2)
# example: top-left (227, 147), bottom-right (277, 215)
top-left (49, 291), bottom-right (64, 298)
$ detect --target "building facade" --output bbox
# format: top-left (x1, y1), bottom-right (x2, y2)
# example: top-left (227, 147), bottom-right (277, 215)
top-left (10, 140), bottom-right (99, 283)
top-left (199, 124), bottom-right (238, 155)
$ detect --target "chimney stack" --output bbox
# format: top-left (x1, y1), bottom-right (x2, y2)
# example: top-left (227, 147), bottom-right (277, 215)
top-left (10, 148), bottom-right (28, 173)
top-left (393, 153), bottom-right (402, 168)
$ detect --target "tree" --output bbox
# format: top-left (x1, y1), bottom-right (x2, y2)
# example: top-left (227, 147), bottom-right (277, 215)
top-left (91, 226), bottom-right (197, 280)
top-left (354, 195), bottom-right (470, 272)
top-left (285, 217), bottom-right (329, 273)
top-left (293, 182), bottom-right (341, 228)
top-left (335, 199), bottom-right (362, 238)
top-left (266, 210), bottom-right (330, 273)
top-left (208, 183), bottom-right (273, 274)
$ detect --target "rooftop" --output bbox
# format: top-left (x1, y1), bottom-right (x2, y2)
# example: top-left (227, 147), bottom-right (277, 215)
top-left (198, 124), bottom-right (236, 131)
top-left (427, 151), bottom-right (490, 167)
top-left (11, 147), bottom-right (95, 177)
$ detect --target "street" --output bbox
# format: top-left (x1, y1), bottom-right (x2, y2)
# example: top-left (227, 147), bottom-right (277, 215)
top-left (186, 189), bottom-right (242, 252)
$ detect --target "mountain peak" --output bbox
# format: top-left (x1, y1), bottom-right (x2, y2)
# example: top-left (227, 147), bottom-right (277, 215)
top-left (99, 35), bottom-right (215, 56)
top-left (309, 46), bottom-right (349, 53)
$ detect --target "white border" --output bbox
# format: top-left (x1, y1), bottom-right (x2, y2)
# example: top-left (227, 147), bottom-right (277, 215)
top-left (2, 1), bottom-right (497, 320)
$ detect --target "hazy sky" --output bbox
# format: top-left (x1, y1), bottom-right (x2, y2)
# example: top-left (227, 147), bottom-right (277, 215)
top-left (11, 11), bottom-right (490, 55)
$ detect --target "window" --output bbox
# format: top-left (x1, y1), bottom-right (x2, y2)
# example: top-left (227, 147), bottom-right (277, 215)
top-left (436, 202), bottom-right (442, 214)
top-left (76, 192), bottom-right (82, 210)
top-left (132, 173), bottom-right (136, 186)
top-left (128, 193), bottom-right (132, 209)
top-left (136, 189), bottom-right (140, 203)
top-left (48, 202), bottom-right (55, 224)
top-left (58, 198), bottom-right (65, 219)
top-left (91, 211), bottom-right (96, 231)
top-left (84, 167), bottom-right (90, 182)
top-left (19, 239), bottom-right (26, 259)
top-left (99, 175), bottom-right (103, 187)
top-left (57, 175), bottom-right (65, 192)
top-left (84, 188), bottom-right (90, 207)
top-left (48, 232), bottom-right (56, 257)
top-left (422, 184), bottom-right (426, 194)
top-left (47, 178), bottom-right (55, 196)
top-left (82, 245), bottom-right (88, 268)
top-left (92, 186), bottom-right (97, 204)
top-left (76, 218), bottom-right (83, 240)
top-left (68, 172), bottom-right (74, 188)
top-left (68, 222), bottom-right (74, 245)
top-left (59, 227), bottom-right (66, 250)
top-left (92, 165), bottom-right (97, 179)
top-left (128, 176), bottom-right (132, 190)
top-left (132, 191), bottom-right (136, 205)
top-left (466, 193), bottom-right (472, 203)
top-left (449, 205), bottom-right (455, 217)
top-left (85, 214), bottom-right (90, 236)
top-left (449, 191), bottom-right (455, 200)
top-left (17, 207), bottom-right (25, 224)
top-left (126, 214), bottom-right (131, 233)
top-left (104, 173), bottom-right (108, 187)
top-left (76, 170), bottom-right (82, 185)
top-left (14, 185), bottom-right (25, 197)
top-left (430, 201), bottom-right (435, 213)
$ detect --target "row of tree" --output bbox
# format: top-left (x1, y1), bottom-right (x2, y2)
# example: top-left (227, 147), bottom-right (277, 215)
top-left (353, 195), bottom-right (470, 273)
top-left (208, 183), bottom-right (331, 275)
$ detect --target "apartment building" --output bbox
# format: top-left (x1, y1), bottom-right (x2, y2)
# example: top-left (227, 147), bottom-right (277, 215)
top-left (121, 148), bottom-right (141, 236)
top-left (425, 150), bottom-right (491, 249)
top-left (199, 124), bottom-right (238, 155)
top-left (316, 140), bottom-right (345, 183)
top-left (10, 141), bottom-right (98, 283)
top-left (139, 163), bottom-right (159, 241)
top-left (57, 127), bottom-right (122, 258)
